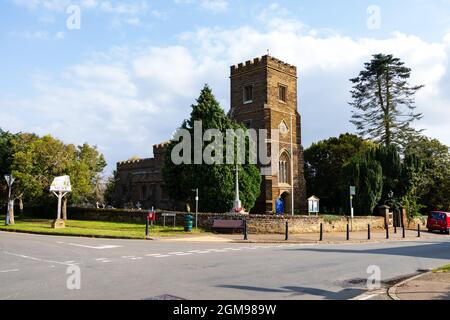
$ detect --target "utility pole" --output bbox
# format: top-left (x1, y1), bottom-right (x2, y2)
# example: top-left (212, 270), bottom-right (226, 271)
top-left (4, 174), bottom-right (15, 225)
top-left (194, 188), bottom-right (199, 229)
top-left (192, 188), bottom-right (199, 228)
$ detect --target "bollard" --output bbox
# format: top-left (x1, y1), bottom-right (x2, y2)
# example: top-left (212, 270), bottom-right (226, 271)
top-left (394, 226), bottom-right (397, 234)
top-left (418, 224), bottom-right (421, 238)
top-left (386, 224), bottom-right (389, 239)
top-left (285, 221), bottom-right (289, 241)
top-left (346, 224), bottom-right (350, 241)
top-left (319, 223), bottom-right (323, 241)
top-left (244, 220), bottom-right (248, 241)
top-left (368, 224), bottom-right (371, 240)
top-left (145, 215), bottom-right (150, 238)
top-left (402, 225), bottom-right (406, 239)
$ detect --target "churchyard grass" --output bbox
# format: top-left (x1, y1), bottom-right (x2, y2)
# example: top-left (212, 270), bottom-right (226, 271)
top-left (0, 215), bottom-right (205, 239)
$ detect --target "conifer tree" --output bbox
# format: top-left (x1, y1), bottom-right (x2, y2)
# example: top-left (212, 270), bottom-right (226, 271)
top-left (349, 54), bottom-right (424, 148)
top-left (163, 85), bottom-right (261, 213)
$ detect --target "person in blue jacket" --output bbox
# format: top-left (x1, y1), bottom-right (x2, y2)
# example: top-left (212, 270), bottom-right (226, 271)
top-left (275, 197), bottom-right (284, 215)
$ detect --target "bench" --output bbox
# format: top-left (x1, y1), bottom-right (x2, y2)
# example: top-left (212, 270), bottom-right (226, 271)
top-left (212, 219), bottom-right (245, 234)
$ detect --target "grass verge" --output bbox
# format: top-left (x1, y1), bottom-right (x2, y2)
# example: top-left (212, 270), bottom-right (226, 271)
top-left (433, 264), bottom-right (450, 273)
top-left (0, 216), bottom-right (205, 239)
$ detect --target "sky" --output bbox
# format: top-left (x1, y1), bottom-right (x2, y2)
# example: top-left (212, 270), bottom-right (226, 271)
top-left (1, 0), bottom-right (450, 174)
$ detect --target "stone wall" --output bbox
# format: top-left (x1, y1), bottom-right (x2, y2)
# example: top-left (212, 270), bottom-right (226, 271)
top-left (67, 207), bottom-right (385, 234)
top-left (406, 216), bottom-right (427, 229)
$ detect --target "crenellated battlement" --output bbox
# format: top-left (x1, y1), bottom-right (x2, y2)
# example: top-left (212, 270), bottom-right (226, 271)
top-left (117, 141), bottom-right (170, 169)
top-left (231, 55), bottom-right (297, 77)
top-left (117, 157), bottom-right (153, 167)
top-left (153, 141), bottom-right (170, 152)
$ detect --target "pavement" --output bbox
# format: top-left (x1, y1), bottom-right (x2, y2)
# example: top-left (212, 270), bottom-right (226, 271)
top-left (389, 271), bottom-right (450, 300)
top-left (161, 228), bottom-right (437, 244)
top-left (1, 230), bottom-right (450, 300)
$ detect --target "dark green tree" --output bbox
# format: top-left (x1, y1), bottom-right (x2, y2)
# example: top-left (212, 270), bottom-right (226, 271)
top-left (163, 85), bottom-right (261, 213)
top-left (405, 136), bottom-right (450, 211)
top-left (0, 129), bottom-right (17, 177)
top-left (344, 150), bottom-right (383, 215)
top-left (104, 170), bottom-right (119, 207)
top-left (375, 144), bottom-right (402, 203)
top-left (304, 133), bottom-right (373, 213)
top-left (349, 54), bottom-right (424, 148)
top-left (345, 144), bottom-right (424, 217)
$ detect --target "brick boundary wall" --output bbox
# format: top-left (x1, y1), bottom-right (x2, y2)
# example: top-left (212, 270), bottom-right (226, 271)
top-left (67, 207), bottom-right (386, 234)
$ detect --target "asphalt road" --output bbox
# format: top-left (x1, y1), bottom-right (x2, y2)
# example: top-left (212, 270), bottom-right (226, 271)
top-left (1, 231), bottom-right (450, 300)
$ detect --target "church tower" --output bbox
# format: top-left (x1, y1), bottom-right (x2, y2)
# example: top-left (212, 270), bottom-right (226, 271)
top-left (229, 55), bottom-right (307, 214)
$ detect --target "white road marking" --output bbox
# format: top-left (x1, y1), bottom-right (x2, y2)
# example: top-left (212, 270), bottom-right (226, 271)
top-left (352, 289), bottom-right (385, 300)
top-left (0, 269), bottom-right (19, 273)
top-left (359, 293), bottom-right (380, 300)
top-left (66, 243), bottom-right (122, 250)
top-left (96, 258), bottom-right (111, 263)
top-left (168, 252), bottom-right (185, 255)
top-left (4, 252), bottom-right (77, 266)
top-left (121, 256), bottom-right (142, 260)
top-left (153, 255), bottom-right (170, 258)
top-left (145, 254), bottom-right (162, 257)
top-left (175, 253), bottom-right (193, 256)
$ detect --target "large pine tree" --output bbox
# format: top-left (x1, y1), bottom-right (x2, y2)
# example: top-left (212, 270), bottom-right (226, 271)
top-left (163, 85), bottom-right (261, 213)
top-left (349, 54), bottom-right (424, 148)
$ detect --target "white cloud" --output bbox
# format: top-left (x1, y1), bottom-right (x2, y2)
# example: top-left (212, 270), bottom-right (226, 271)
top-left (174, 0), bottom-right (228, 13)
top-left (2, 4), bottom-right (450, 172)
top-left (55, 31), bottom-right (65, 39)
top-left (12, 0), bottom-right (71, 12)
top-left (200, 0), bottom-right (228, 13)
top-left (10, 29), bottom-right (50, 39)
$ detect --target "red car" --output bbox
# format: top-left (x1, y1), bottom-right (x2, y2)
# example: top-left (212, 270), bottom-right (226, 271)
top-left (427, 212), bottom-right (450, 234)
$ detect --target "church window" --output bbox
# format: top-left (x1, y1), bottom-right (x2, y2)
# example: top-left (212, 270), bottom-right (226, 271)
top-left (243, 85), bottom-right (253, 103)
top-left (278, 84), bottom-right (287, 102)
top-left (279, 152), bottom-right (290, 184)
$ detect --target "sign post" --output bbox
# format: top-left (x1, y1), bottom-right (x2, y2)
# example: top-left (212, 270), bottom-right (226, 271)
top-left (192, 188), bottom-right (199, 229)
top-left (146, 207), bottom-right (156, 239)
top-left (4, 174), bottom-right (15, 225)
top-left (50, 176), bottom-right (72, 229)
top-left (350, 186), bottom-right (356, 220)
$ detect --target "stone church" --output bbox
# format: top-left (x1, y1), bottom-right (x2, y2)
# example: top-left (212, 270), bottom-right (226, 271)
top-left (113, 55), bottom-right (307, 214)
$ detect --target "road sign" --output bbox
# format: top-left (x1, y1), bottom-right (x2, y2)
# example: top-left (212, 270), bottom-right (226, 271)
top-left (349, 186), bottom-right (356, 219)
top-left (50, 176), bottom-right (72, 192)
top-left (4, 175), bottom-right (15, 187)
top-left (148, 211), bottom-right (156, 221)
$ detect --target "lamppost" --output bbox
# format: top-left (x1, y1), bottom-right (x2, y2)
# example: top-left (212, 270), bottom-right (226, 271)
top-left (192, 188), bottom-right (198, 228)
top-left (232, 164), bottom-right (243, 213)
top-left (4, 174), bottom-right (15, 225)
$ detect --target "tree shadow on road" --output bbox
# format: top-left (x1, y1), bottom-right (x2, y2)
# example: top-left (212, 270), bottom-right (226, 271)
top-left (287, 242), bottom-right (450, 260)
top-left (216, 284), bottom-right (364, 300)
